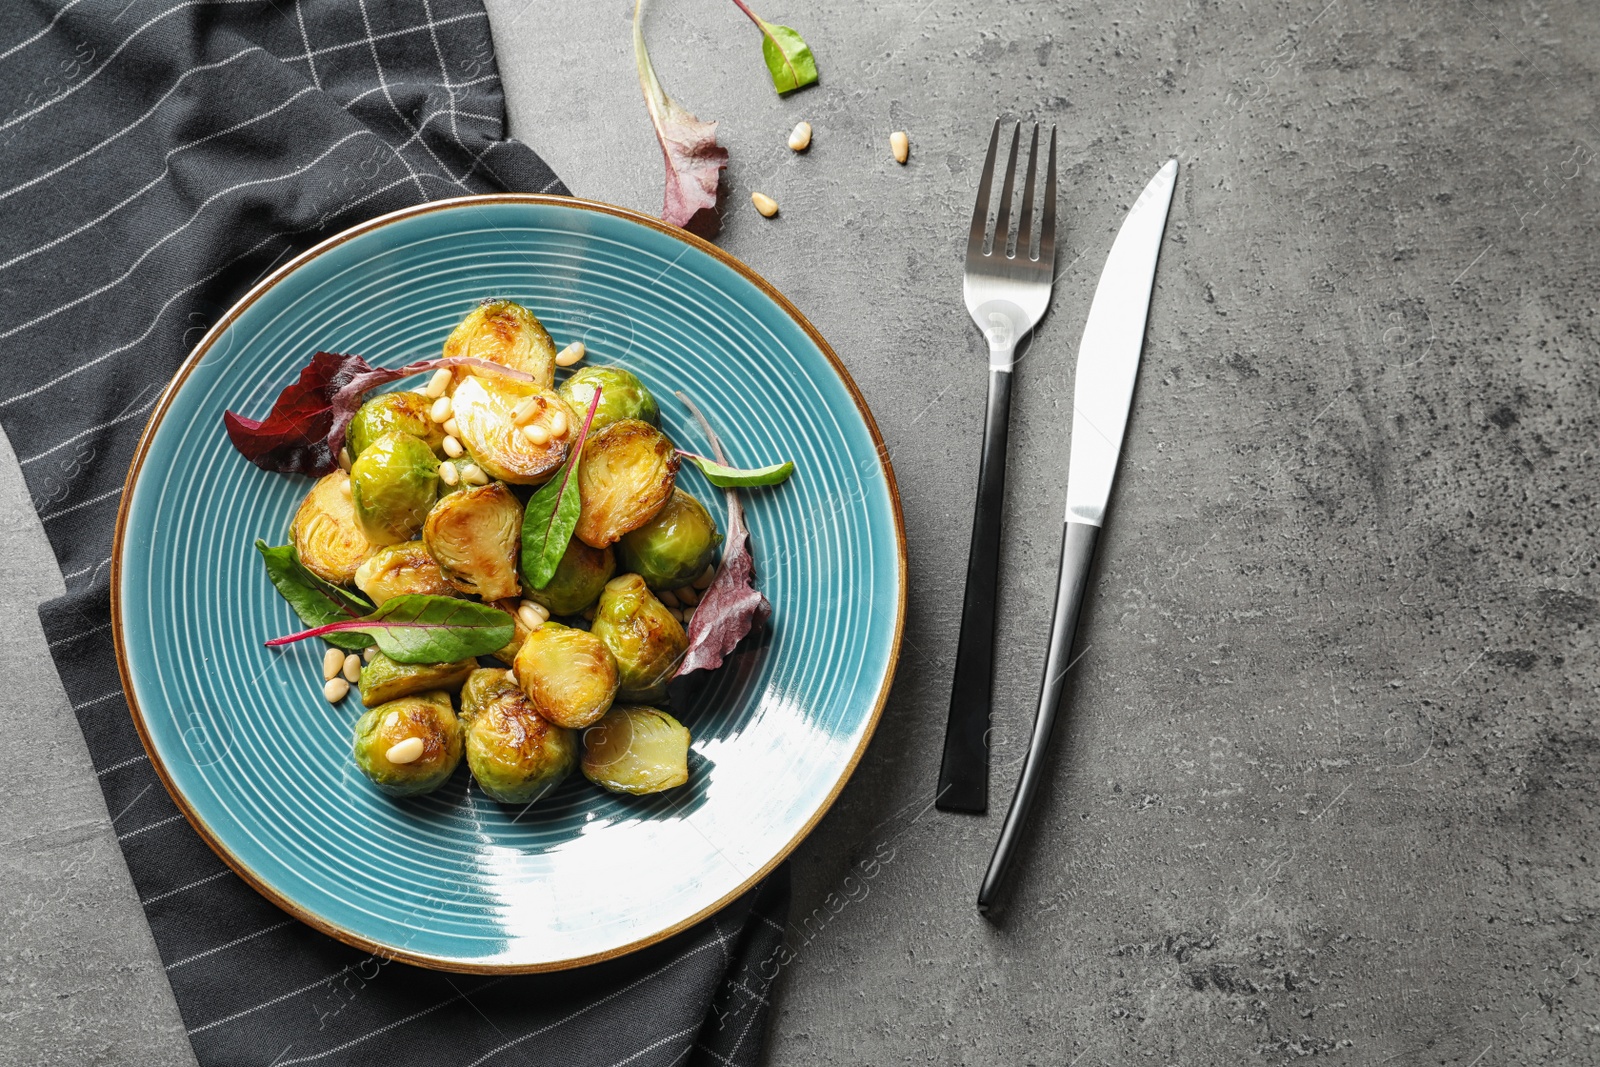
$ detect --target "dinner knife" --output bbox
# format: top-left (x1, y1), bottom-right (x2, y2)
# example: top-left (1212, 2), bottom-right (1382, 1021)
top-left (977, 158), bottom-right (1178, 915)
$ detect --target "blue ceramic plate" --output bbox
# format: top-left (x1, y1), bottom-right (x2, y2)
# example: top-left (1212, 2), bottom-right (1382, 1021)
top-left (113, 196), bottom-right (905, 973)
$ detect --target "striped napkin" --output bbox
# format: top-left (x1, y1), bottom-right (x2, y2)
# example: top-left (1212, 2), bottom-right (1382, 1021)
top-left (0, 3), bottom-right (787, 1064)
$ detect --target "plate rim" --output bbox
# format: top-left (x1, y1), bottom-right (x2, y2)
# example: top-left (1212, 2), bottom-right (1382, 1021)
top-left (109, 193), bottom-right (907, 974)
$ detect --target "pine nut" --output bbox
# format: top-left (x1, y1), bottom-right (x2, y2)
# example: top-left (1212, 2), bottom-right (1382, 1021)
top-left (385, 737), bottom-right (424, 764)
top-left (338, 447), bottom-right (353, 472)
top-left (676, 585), bottom-right (700, 606)
top-left (461, 463), bottom-right (488, 485)
top-left (382, 710), bottom-right (400, 729)
top-left (505, 669), bottom-right (517, 686)
top-left (693, 565), bottom-right (715, 589)
top-left (342, 653), bottom-right (362, 684)
top-left (517, 604), bottom-right (544, 630)
top-left (658, 589), bottom-right (680, 608)
top-left (522, 422), bottom-right (551, 446)
top-left (429, 396), bottom-right (453, 423)
top-left (443, 417), bottom-right (460, 438)
top-left (364, 646), bottom-right (379, 662)
top-left (554, 341), bottom-right (586, 367)
top-left (323, 677), bottom-right (349, 703)
top-left (425, 368), bottom-right (452, 398)
top-left (751, 191), bottom-right (779, 218)
top-left (442, 435), bottom-right (464, 458)
top-left (322, 647), bottom-right (345, 680)
top-left (512, 395), bottom-right (542, 425)
top-left (682, 606), bottom-right (694, 626)
top-left (788, 121), bottom-right (812, 152)
top-left (520, 599), bottom-right (550, 621)
top-left (667, 606), bottom-right (684, 624)
top-left (890, 130), bottom-right (909, 164)
top-left (438, 461), bottom-right (460, 486)
top-left (339, 476), bottom-right (352, 499)
top-left (549, 408), bottom-right (569, 437)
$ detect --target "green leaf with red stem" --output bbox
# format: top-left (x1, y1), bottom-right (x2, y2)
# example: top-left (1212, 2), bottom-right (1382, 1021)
top-left (520, 385), bottom-right (603, 589)
top-left (730, 0), bottom-right (819, 94)
top-left (264, 594), bottom-right (513, 664)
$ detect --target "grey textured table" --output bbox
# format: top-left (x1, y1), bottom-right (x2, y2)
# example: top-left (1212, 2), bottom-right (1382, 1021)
top-left (5, 1), bottom-right (1599, 1063)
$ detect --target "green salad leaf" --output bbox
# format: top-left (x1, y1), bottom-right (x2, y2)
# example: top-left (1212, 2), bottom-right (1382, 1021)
top-left (677, 450), bottom-right (795, 488)
top-left (732, 0), bottom-right (819, 94)
top-left (255, 540), bottom-right (372, 651)
top-left (264, 594), bottom-right (513, 664)
top-left (521, 385), bottom-right (604, 590)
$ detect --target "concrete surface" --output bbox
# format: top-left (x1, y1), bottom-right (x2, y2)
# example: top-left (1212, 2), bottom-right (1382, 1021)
top-left (5, 0), bottom-right (1599, 1063)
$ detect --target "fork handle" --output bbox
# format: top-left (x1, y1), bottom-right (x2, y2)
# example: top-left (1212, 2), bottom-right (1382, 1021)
top-left (936, 365), bottom-right (1013, 814)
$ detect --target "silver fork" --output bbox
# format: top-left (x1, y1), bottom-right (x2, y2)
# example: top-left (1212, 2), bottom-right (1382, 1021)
top-left (937, 119), bottom-right (1058, 816)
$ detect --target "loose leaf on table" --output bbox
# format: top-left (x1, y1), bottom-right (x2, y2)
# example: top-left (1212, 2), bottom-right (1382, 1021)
top-left (634, 0), bottom-right (728, 237)
top-left (264, 594), bottom-right (514, 664)
top-left (731, 0), bottom-right (819, 94)
top-left (255, 540), bottom-right (373, 651)
top-left (673, 392), bottom-right (773, 677)
top-left (521, 385), bottom-right (604, 589)
top-left (224, 351), bottom-right (536, 477)
top-left (678, 450), bottom-right (795, 488)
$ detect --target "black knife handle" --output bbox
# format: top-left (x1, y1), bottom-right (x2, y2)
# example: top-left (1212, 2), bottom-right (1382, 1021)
top-left (936, 366), bottom-right (1014, 814)
top-left (977, 519), bottom-right (1099, 915)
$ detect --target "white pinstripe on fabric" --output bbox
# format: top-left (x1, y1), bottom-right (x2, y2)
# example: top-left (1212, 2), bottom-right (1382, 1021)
top-left (49, 619), bottom-right (112, 645)
top-left (186, 963), bottom-right (364, 1035)
top-left (292, 0), bottom-right (322, 90)
top-left (116, 812), bottom-right (185, 841)
top-left (0, 0), bottom-right (91, 63)
top-left (21, 396), bottom-right (156, 464)
top-left (140, 867), bottom-right (233, 905)
top-left (71, 687), bottom-right (126, 710)
top-left (166, 920), bottom-right (297, 970)
top-left (272, 9), bottom-right (486, 65)
top-left (39, 485), bottom-right (121, 522)
top-left (95, 752), bottom-right (149, 776)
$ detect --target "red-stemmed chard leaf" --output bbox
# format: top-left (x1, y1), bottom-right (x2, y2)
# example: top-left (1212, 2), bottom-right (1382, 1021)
top-left (634, 0), bottom-right (728, 237)
top-left (223, 352), bottom-right (535, 477)
top-left (520, 385), bottom-right (603, 589)
top-left (264, 594), bottom-right (513, 664)
top-left (673, 391), bottom-right (772, 677)
top-left (730, 0), bottom-right (819, 94)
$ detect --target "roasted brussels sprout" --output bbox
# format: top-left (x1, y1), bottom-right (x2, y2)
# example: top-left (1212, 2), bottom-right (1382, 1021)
top-left (350, 431), bottom-right (439, 545)
top-left (443, 300), bottom-right (557, 389)
top-left (450, 375), bottom-right (577, 485)
top-left (459, 668), bottom-right (577, 804)
top-left (558, 366), bottom-right (659, 433)
top-left (616, 489), bottom-right (721, 590)
top-left (358, 652), bottom-right (476, 706)
top-left (522, 538), bottom-right (615, 616)
top-left (354, 541), bottom-right (459, 605)
top-left (347, 391), bottom-right (445, 458)
top-left (575, 419), bottom-right (678, 548)
top-left (422, 482), bottom-right (522, 601)
top-left (352, 691), bottom-right (462, 797)
top-left (514, 622), bottom-right (619, 729)
top-left (590, 574), bottom-right (687, 702)
top-left (291, 471), bottom-right (375, 586)
top-left (581, 705), bottom-right (690, 795)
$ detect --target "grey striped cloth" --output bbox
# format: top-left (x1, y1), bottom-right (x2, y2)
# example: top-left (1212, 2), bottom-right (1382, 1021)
top-left (0, 2), bottom-right (787, 1064)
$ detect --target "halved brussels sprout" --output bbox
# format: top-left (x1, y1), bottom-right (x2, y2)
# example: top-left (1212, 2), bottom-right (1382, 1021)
top-left (354, 541), bottom-right (459, 605)
top-left (358, 652), bottom-right (477, 707)
top-left (350, 431), bottom-right (439, 545)
top-left (459, 667), bottom-right (577, 804)
top-left (616, 489), bottom-right (721, 591)
top-left (514, 621), bottom-right (619, 729)
top-left (575, 419), bottom-right (678, 548)
top-left (522, 538), bottom-right (616, 616)
top-left (558, 366), bottom-right (659, 433)
top-left (581, 705), bottom-right (690, 795)
top-left (291, 471), bottom-right (375, 586)
top-left (590, 573), bottom-right (687, 702)
top-left (422, 482), bottom-right (522, 601)
top-left (352, 691), bottom-right (462, 797)
top-left (348, 391), bottom-right (445, 458)
top-left (450, 375), bottom-right (577, 485)
top-left (443, 300), bottom-right (557, 389)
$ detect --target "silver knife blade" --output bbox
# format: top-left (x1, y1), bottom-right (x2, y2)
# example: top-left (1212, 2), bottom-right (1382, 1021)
top-left (1064, 159), bottom-right (1178, 526)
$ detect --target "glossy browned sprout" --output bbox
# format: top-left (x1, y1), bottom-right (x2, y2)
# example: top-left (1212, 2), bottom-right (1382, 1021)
top-left (352, 691), bottom-right (463, 797)
top-left (590, 573), bottom-right (687, 703)
top-left (291, 471), bottom-right (375, 586)
top-left (354, 542), bottom-right (459, 605)
top-left (423, 481), bottom-right (522, 601)
top-left (522, 538), bottom-right (615, 616)
top-left (459, 668), bottom-right (576, 804)
top-left (616, 488), bottom-right (721, 591)
top-left (349, 431), bottom-right (439, 545)
top-left (575, 418), bottom-right (678, 548)
top-left (358, 652), bottom-right (477, 707)
top-left (450, 376), bottom-right (576, 485)
top-left (581, 705), bottom-right (690, 795)
top-left (443, 300), bottom-right (558, 389)
top-left (347, 391), bottom-right (446, 458)
top-left (514, 621), bottom-right (619, 729)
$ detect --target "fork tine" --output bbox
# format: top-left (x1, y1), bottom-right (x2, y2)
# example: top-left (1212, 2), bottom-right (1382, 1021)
top-left (965, 120), bottom-right (1002, 257)
top-left (991, 122), bottom-right (1021, 255)
top-left (1016, 124), bottom-right (1040, 260)
top-left (1036, 125), bottom-right (1058, 265)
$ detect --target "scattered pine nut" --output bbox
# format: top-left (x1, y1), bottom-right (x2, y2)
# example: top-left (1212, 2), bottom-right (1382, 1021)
top-left (342, 653), bottom-right (362, 684)
top-left (339, 476), bottom-right (352, 499)
top-left (751, 191), bottom-right (779, 218)
top-left (323, 677), bottom-right (350, 703)
top-left (788, 121), bottom-right (812, 152)
top-left (338, 447), bottom-right (353, 472)
top-left (522, 423), bottom-right (551, 446)
top-left (322, 647), bottom-right (345, 681)
top-left (676, 585), bottom-right (700, 606)
top-left (443, 417), bottom-right (460, 438)
top-left (517, 604), bottom-right (544, 631)
top-left (549, 408), bottom-right (569, 437)
top-left (658, 589), bottom-right (680, 608)
top-left (512, 395), bottom-right (543, 425)
top-left (554, 341), bottom-right (586, 367)
top-left (364, 646), bottom-right (380, 662)
top-left (693, 565), bottom-right (715, 590)
top-left (385, 737), bottom-right (425, 764)
top-left (442, 435), bottom-right (464, 458)
top-left (425, 368), bottom-right (452, 398)
top-left (429, 396), bottom-right (453, 423)
top-left (438, 461), bottom-right (460, 486)
top-left (461, 463), bottom-right (488, 485)
top-left (890, 130), bottom-right (909, 164)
